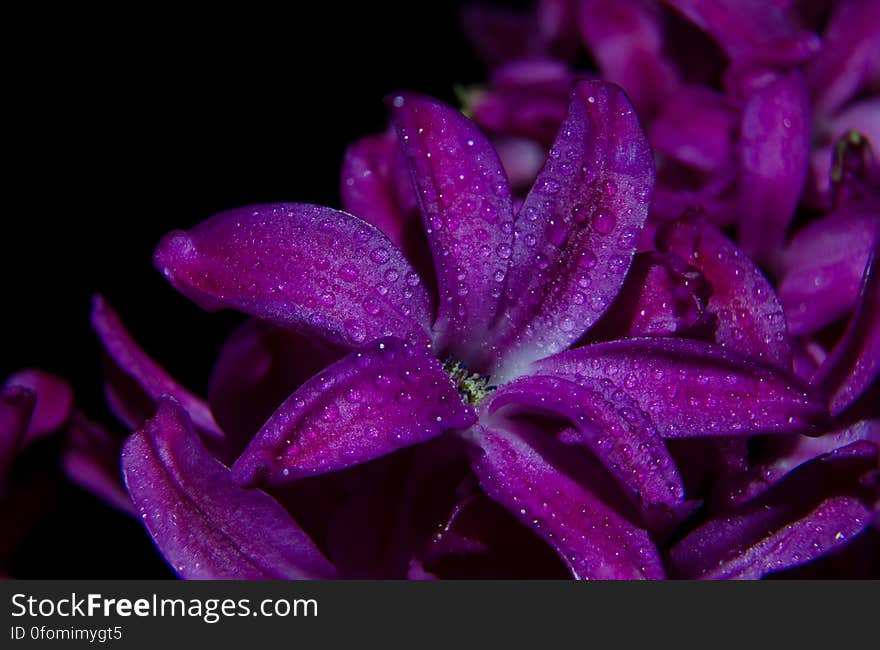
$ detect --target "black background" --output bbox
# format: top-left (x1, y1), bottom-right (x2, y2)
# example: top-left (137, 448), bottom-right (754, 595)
top-left (3, 3), bottom-right (495, 577)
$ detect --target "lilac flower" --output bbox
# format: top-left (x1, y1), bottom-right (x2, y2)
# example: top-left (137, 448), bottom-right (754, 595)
top-left (110, 79), bottom-right (859, 580)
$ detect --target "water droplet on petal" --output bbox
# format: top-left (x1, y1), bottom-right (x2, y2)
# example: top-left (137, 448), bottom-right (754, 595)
top-left (370, 248), bottom-right (390, 264)
top-left (592, 212), bottom-right (616, 234)
top-left (339, 264), bottom-right (359, 282)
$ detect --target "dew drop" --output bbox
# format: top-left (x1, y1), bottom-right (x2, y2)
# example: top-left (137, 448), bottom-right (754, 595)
top-left (339, 264), bottom-right (359, 282)
top-left (496, 243), bottom-right (512, 259)
top-left (592, 212), bottom-right (616, 234)
top-left (576, 250), bottom-right (597, 269)
top-left (345, 320), bottom-right (367, 344)
top-left (370, 248), bottom-right (390, 265)
top-left (362, 297), bottom-right (381, 315)
top-left (541, 179), bottom-right (561, 194)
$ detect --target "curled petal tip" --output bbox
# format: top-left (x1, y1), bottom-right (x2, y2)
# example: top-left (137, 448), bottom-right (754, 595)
top-left (153, 230), bottom-right (191, 277)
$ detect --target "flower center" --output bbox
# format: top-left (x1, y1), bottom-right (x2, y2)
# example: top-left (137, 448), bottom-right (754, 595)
top-left (442, 356), bottom-right (497, 406)
top-left (832, 129), bottom-right (869, 185)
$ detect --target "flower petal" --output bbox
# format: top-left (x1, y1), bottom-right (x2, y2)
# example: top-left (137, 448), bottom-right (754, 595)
top-left (63, 412), bottom-right (133, 515)
top-left (340, 132), bottom-right (417, 249)
top-left (737, 71), bottom-right (811, 261)
top-left (391, 93), bottom-right (515, 361)
top-left (812, 242), bottom-right (880, 416)
top-left (3, 369), bottom-right (72, 442)
top-left (207, 319), bottom-right (342, 460)
top-left (232, 337), bottom-right (476, 486)
top-left (779, 207), bottom-right (879, 335)
top-left (808, 0), bottom-right (880, 117)
top-left (650, 87), bottom-right (738, 175)
top-left (493, 80), bottom-right (654, 376)
top-left (153, 203), bottom-right (434, 349)
top-left (488, 374), bottom-right (684, 510)
top-left (469, 422), bottom-right (666, 579)
top-left (663, 0), bottom-right (819, 74)
top-left (578, 0), bottom-right (678, 118)
top-left (724, 419), bottom-right (880, 507)
top-left (469, 59), bottom-right (574, 148)
top-left (534, 338), bottom-right (827, 438)
top-left (587, 251), bottom-right (714, 341)
top-left (0, 386), bottom-right (35, 493)
top-left (669, 442), bottom-right (877, 579)
top-left (658, 218), bottom-right (792, 366)
top-left (122, 396), bottom-right (336, 579)
top-left (91, 295), bottom-right (222, 440)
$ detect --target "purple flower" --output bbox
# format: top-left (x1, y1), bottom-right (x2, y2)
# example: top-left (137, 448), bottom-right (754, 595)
top-left (459, 0), bottom-right (880, 268)
top-left (109, 79), bottom-right (864, 580)
top-left (0, 370), bottom-right (76, 576)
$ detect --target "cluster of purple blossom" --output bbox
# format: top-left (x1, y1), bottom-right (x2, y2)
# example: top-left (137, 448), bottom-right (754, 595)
top-left (2, 0), bottom-right (878, 579)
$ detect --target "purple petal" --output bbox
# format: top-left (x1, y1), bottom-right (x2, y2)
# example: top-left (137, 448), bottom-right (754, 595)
top-left (658, 218), bottom-right (792, 366)
top-left (340, 133), bottom-right (414, 248)
top-left (669, 443), bottom-right (877, 579)
top-left (63, 412), bottom-right (133, 515)
top-left (779, 207), bottom-right (879, 335)
top-left (207, 319), bottom-right (342, 460)
top-left (0, 386), bottom-right (35, 493)
top-left (587, 251), bottom-right (714, 341)
top-left (534, 337), bottom-right (827, 438)
top-left (681, 495), bottom-right (872, 579)
top-left (725, 419), bottom-right (880, 507)
top-left (650, 169), bottom-right (738, 225)
top-left (469, 423), bottom-right (665, 579)
top-left (391, 94), bottom-right (515, 360)
top-left (737, 71), bottom-right (811, 261)
top-left (468, 59), bottom-right (574, 148)
top-left (792, 338), bottom-right (827, 380)
top-left (663, 0), bottom-right (820, 74)
top-left (232, 337), bottom-right (476, 486)
top-left (3, 369), bottom-right (73, 442)
top-left (488, 374), bottom-right (684, 509)
top-left (153, 203), bottom-right (434, 349)
top-left (122, 396), bottom-right (336, 579)
top-left (91, 295), bottom-right (222, 440)
top-left (578, 0), bottom-right (679, 118)
top-left (808, 0), bottom-right (880, 117)
top-left (812, 242), bottom-right (880, 416)
top-left (650, 86), bottom-right (738, 175)
top-left (492, 80), bottom-right (654, 376)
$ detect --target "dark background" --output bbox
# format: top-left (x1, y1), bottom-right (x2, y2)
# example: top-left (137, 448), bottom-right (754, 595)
top-left (3, 3), bottom-right (496, 577)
